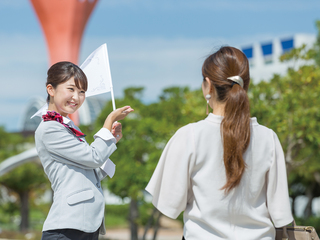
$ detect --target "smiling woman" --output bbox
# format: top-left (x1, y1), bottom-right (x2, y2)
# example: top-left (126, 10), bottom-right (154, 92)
top-left (34, 61), bottom-right (134, 240)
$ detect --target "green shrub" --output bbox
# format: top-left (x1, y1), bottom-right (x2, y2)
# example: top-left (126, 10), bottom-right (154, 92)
top-left (105, 204), bottom-right (129, 228)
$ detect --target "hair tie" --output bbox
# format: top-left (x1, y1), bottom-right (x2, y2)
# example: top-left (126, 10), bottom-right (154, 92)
top-left (227, 76), bottom-right (244, 88)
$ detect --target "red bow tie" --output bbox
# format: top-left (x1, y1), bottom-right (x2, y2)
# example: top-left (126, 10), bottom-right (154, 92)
top-left (42, 111), bottom-right (86, 141)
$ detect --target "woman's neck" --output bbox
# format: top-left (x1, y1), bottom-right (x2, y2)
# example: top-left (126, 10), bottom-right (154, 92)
top-left (211, 102), bottom-right (225, 116)
top-left (47, 102), bottom-right (68, 117)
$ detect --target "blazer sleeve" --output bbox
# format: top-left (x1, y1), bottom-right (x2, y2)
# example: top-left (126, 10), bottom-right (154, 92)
top-left (266, 131), bottom-right (294, 227)
top-left (39, 121), bottom-right (117, 169)
top-left (145, 124), bottom-right (195, 219)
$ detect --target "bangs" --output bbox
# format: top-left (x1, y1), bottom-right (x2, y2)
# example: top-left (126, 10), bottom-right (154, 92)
top-left (74, 70), bottom-right (88, 91)
top-left (46, 61), bottom-right (88, 92)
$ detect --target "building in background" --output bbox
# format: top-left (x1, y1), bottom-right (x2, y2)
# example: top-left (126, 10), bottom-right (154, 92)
top-left (22, 97), bottom-right (46, 132)
top-left (240, 34), bottom-right (316, 83)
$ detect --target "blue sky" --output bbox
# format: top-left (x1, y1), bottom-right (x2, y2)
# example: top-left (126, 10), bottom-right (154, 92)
top-left (0, 0), bottom-right (319, 131)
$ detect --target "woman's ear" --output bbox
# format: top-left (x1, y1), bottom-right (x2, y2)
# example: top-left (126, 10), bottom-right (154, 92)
top-left (46, 84), bottom-right (55, 98)
top-left (205, 77), bottom-right (212, 93)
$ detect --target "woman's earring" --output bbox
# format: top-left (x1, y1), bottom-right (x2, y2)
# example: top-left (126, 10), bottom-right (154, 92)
top-left (205, 94), bottom-right (211, 115)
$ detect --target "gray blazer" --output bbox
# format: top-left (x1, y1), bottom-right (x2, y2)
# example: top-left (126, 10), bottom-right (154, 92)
top-left (35, 120), bottom-right (117, 235)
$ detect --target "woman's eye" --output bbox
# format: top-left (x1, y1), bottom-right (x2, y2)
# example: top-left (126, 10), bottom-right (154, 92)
top-left (68, 88), bottom-right (74, 91)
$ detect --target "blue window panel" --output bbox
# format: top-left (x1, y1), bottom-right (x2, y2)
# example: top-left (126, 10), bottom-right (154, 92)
top-left (281, 38), bottom-right (294, 52)
top-left (261, 43), bottom-right (273, 56)
top-left (242, 47), bottom-right (253, 59)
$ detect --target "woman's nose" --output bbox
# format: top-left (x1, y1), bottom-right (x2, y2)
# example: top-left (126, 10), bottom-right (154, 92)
top-left (72, 92), bottom-right (79, 100)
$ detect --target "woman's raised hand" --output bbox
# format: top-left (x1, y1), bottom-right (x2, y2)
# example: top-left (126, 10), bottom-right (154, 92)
top-left (111, 106), bottom-right (134, 122)
top-left (103, 106), bottom-right (134, 131)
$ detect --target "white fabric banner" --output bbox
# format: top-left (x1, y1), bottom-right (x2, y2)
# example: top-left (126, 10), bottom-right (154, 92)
top-left (80, 43), bottom-right (113, 97)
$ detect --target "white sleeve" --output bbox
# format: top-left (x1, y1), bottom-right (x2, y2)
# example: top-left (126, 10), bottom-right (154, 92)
top-left (145, 125), bottom-right (195, 219)
top-left (100, 159), bottom-right (116, 178)
top-left (94, 128), bottom-right (117, 143)
top-left (266, 131), bottom-right (294, 227)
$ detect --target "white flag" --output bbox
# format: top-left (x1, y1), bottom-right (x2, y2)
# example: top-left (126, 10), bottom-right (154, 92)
top-left (80, 43), bottom-right (113, 97)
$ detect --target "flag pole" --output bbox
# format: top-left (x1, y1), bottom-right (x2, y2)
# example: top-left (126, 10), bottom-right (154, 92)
top-left (110, 85), bottom-right (116, 111)
top-left (105, 43), bottom-right (116, 111)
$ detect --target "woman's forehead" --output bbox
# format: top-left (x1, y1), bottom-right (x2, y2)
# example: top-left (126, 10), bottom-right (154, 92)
top-left (63, 77), bottom-right (85, 90)
top-left (63, 77), bottom-right (75, 85)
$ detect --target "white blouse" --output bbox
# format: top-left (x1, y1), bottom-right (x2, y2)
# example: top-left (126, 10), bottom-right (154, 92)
top-left (146, 113), bottom-right (293, 240)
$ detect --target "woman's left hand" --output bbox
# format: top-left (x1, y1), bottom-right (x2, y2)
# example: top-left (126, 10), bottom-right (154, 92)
top-left (111, 122), bottom-right (122, 143)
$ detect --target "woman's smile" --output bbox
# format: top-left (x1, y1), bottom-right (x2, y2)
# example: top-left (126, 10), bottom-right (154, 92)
top-left (67, 101), bottom-right (78, 108)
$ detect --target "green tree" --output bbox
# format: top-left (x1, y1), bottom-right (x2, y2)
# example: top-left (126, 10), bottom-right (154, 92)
top-left (249, 20), bottom-right (320, 218)
top-left (0, 162), bottom-right (48, 231)
top-left (0, 127), bottom-right (48, 231)
top-left (0, 127), bottom-right (25, 160)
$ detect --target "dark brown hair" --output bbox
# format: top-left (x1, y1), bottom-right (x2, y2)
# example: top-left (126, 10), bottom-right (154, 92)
top-left (202, 46), bottom-right (251, 194)
top-left (46, 61), bottom-right (87, 102)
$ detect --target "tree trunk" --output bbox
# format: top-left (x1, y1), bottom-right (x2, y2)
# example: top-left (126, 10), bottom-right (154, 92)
top-left (142, 208), bottom-right (162, 240)
top-left (303, 182), bottom-right (315, 218)
top-left (291, 195), bottom-right (296, 216)
top-left (19, 190), bottom-right (29, 232)
top-left (152, 210), bottom-right (162, 240)
top-left (142, 207), bottom-right (157, 240)
top-left (129, 199), bottom-right (139, 240)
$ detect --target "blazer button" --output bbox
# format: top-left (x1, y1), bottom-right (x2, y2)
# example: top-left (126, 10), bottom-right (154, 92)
top-left (96, 183), bottom-right (100, 188)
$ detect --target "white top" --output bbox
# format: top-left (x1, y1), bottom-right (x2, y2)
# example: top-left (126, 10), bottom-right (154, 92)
top-left (146, 113), bottom-right (293, 240)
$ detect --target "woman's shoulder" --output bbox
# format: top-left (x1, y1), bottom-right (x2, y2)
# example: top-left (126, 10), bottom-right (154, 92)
top-left (175, 121), bottom-right (198, 134)
top-left (251, 117), bottom-right (276, 134)
top-left (172, 120), bottom-right (209, 141)
top-left (35, 120), bottom-right (66, 137)
top-left (175, 116), bottom-right (218, 133)
top-left (251, 118), bottom-right (280, 145)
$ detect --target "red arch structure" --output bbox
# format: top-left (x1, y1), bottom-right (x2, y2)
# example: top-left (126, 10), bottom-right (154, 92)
top-left (30, 0), bottom-right (99, 125)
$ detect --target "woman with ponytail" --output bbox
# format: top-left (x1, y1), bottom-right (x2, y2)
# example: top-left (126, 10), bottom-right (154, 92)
top-left (146, 46), bottom-right (293, 239)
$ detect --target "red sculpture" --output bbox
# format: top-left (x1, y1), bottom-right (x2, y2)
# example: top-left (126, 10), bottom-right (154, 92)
top-left (30, 0), bottom-right (99, 125)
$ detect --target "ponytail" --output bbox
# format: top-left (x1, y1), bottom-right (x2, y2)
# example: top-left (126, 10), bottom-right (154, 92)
top-left (221, 84), bottom-right (251, 193)
top-left (202, 46), bottom-right (251, 194)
